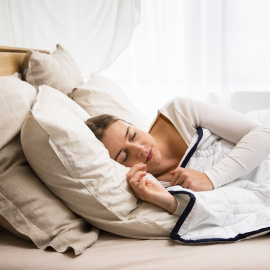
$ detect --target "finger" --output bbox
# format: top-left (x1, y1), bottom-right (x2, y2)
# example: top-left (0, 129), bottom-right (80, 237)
top-left (170, 174), bottom-right (177, 186)
top-left (129, 170), bottom-right (146, 184)
top-left (126, 163), bottom-right (144, 179)
top-left (181, 179), bottom-right (190, 189)
top-left (170, 171), bottom-right (183, 186)
top-left (129, 176), bottom-right (146, 201)
top-left (128, 171), bottom-right (147, 188)
top-left (138, 177), bottom-right (146, 188)
top-left (126, 163), bottom-right (146, 180)
top-left (137, 177), bottom-right (148, 200)
top-left (170, 167), bottom-right (184, 175)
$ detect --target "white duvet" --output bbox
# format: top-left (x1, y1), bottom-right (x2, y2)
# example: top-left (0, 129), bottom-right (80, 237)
top-left (167, 109), bottom-right (270, 243)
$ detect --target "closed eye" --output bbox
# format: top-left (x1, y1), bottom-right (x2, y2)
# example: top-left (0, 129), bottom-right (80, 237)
top-left (123, 152), bottom-right (128, 162)
top-left (131, 132), bottom-right (136, 141)
top-left (117, 127), bottom-right (136, 163)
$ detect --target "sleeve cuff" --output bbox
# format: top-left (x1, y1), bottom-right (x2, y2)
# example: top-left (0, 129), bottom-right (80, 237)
top-left (172, 194), bottom-right (189, 216)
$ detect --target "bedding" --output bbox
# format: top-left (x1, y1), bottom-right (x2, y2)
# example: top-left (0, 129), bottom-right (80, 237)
top-left (0, 73), bottom-right (98, 255)
top-left (22, 44), bottom-right (83, 95)
top-left (1, 45), bottom-right (270, 270)
top-left (71, 74), bottom-right (150, 130)
top-left (170, 180), bottom-right (270, 243)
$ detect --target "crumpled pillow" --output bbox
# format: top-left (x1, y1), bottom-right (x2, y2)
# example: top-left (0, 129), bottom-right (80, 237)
top-left (71, 74), bottom-right (150, 130)
top-left (22, 44), bottom-right (83, 95)
top-left (21, 85), bottom-right (178, 239)
top-left (0, 74), bottom-right (98, 255)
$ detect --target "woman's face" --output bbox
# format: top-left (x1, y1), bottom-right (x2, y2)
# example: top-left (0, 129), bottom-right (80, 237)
top-left (102, 120), bottom-right (162, 173)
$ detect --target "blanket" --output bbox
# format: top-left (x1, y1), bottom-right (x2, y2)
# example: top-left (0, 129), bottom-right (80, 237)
top-left (168, 181), bottom-right (270, 243)
top-left (168, 109), bottom-right (270, 243)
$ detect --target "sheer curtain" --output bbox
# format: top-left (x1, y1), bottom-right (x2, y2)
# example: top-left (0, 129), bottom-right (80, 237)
top-left (0, 0), bottom-right (140, 77)
top-left (101, 0), bottom-right (270, 119)
top-left (2, 0), bottom-right (270, 119)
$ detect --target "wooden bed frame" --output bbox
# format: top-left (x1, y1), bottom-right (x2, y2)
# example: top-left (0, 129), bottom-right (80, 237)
top-left (0, 46), bottom-right (49, 76)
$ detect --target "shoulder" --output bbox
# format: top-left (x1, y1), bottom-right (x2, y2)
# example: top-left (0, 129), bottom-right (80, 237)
top-left (149, 113), bottom-right (173, 133)
top-left (159, 96), bottom-right (203, 116)
top-left (159, 96), bottom-right (204, 125)
top-left (154, 97), bottom-right (200, 145)
top-left (161, 96), bottom-right (192, 109)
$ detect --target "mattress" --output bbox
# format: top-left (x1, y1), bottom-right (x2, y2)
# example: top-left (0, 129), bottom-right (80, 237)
top-left (1, 227), bottom-right (269, 270)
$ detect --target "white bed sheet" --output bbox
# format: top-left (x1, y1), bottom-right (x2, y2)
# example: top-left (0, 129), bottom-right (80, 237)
top-left (1, 227), bottom-right (269, 270)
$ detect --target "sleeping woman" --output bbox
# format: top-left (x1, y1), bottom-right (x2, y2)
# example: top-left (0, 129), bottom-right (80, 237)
top-left (85, 97), bottom-right (270, 214)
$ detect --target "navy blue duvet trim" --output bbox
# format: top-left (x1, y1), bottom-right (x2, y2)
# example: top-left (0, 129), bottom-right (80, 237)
top-left (169, 189), bottom-right (196, 241)
top-left (180, 127), bottom-right (203, 168)
top-left (169, 189), bottom-right (270, 243)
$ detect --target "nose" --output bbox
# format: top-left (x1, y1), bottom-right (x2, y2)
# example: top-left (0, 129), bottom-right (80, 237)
top-left (129, 142), bottom-right (144, 158)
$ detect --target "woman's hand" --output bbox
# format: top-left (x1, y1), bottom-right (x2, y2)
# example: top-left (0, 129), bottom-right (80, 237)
top-left (170, 167), bottom-right (214, 191)
top-left (126, 163), bottom-right (177, 214)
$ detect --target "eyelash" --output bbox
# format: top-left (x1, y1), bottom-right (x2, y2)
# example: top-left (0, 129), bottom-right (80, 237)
top-left (123, 132), bottom-right (137, 162)
top-left (131, 132), bottom-right (137, 141)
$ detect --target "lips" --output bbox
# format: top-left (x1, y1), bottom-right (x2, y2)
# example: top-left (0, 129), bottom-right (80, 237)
top-left (145, 149), bottom-right (153, 164)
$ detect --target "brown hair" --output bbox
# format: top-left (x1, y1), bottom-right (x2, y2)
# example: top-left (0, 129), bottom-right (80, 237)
top-left (85, 114), bottom-right (120, 141)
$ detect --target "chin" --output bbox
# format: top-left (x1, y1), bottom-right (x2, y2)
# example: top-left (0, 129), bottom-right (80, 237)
top-left (146, 164), bottom-right (155, 175)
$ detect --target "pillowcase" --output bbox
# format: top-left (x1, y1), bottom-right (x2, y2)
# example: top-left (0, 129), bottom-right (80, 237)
top-left (22, 44), bottom-right (83, 95)
top-left (71, 74), bottom-right (150, 131)
top-left (21, 85), bottom-right (177, 239)
top-left (0, 74), bottom-right (98, 255)
top-left (0, 73), bottom-right (35, 148)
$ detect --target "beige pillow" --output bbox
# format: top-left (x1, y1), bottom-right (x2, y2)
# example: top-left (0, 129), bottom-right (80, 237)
top-left (0, 75), bottom-right (98, 255)
top-left (21, 85), bottom-right (177, 239)
top-left (22, 44), bottom-right (83, 95)
top-left (71, 74), bottom-right (150, 131)
top-left (0, 73), bottom-right (36, 148)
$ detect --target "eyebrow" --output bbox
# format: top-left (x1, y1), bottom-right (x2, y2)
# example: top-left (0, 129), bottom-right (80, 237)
top-left (114, 126), bottom-right (130, 161)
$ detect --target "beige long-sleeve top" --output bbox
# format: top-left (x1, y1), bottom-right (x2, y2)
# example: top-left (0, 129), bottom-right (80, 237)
top-left (156, 97), bottom-right (270, 188)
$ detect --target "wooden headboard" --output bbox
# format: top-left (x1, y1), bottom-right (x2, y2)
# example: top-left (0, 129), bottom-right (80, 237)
top-left (0, 46), bottom-right (49, 76)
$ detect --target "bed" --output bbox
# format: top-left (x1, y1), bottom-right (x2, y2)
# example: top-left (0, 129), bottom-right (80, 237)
top-left (1, 45), bottom-right (270, 270)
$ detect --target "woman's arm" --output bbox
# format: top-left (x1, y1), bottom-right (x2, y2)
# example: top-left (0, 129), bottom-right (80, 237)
top-left (126, 163), bottom-right (177, 214)
top-left (160, 97), bottom-right (270, 188)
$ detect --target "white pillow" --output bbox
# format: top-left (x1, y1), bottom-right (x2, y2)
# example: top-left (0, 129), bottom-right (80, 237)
top-left (70, 74), bottom-right (150, 131)
top-left (21, 85), bottom-right (175, 239)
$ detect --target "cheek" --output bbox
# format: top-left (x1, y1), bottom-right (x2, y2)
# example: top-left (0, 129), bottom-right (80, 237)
top-left (151, 144), bottom-right (162, 168)
top-left (141, 132), bottom-right (154, 144)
